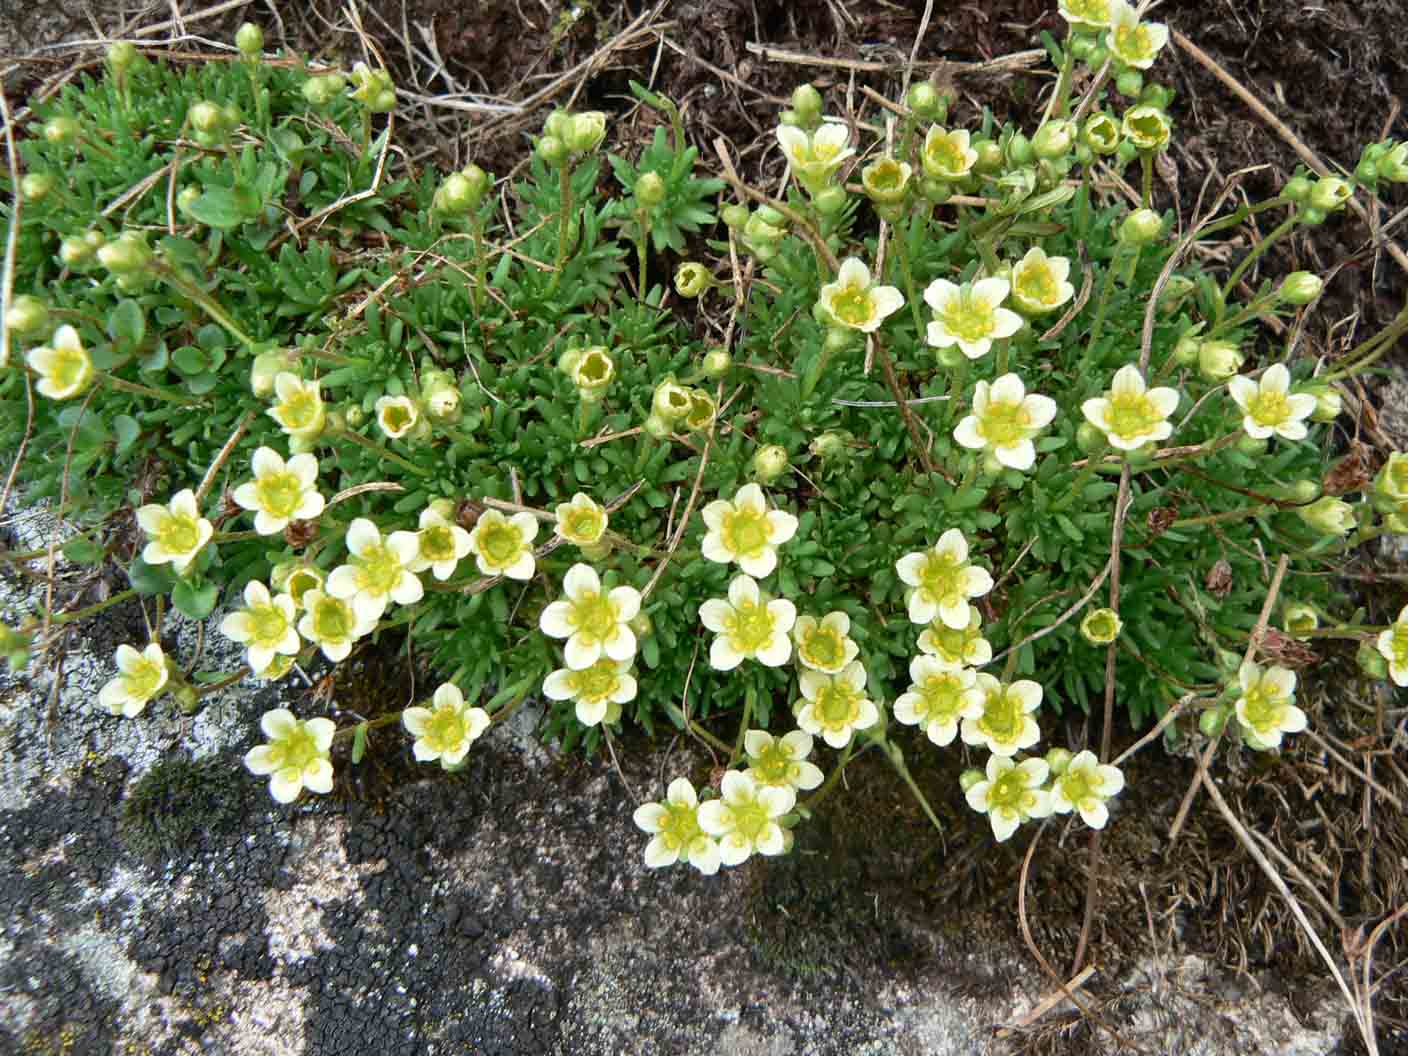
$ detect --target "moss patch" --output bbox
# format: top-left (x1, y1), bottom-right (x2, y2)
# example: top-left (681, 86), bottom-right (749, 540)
top-left (120, 754), bottom-right (251, 862)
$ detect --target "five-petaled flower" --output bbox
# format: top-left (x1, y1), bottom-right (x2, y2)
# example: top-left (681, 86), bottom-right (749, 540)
top-left (27, 324), bottom-right (93, 400)
top-left (924, 277), bottom-right (1023, 360)
top-left (219, 581), bottom-right (300, 673)
top-left (554, 492), bottom-right (609, 548)
top-left (1234, 661), bottom-right (1308, 750)
top-left (1058, 0), bottom-right (1112, 28)
top-left (632, 778), bottom-right (722, 874)
top-left (896, 529), bottom-right (994, 629)
top-left (539, 563), bottom-right (641, 670)
top-left (267, 372), bottom-right (326, 443)
top-left (775, 122), bottom-right (855, 192)
top-left (817, 257), bottom-right (905, 334)
top-left (543, 658), bottom-right (638, 727)
top-left (243, 708), bottom-right (336, 804)
top-left (954, 372), bottom-right (1057, 471)
top-left (796, 661), bottom-right (878, 749)
top-left (98, 643), bottom-right (169, 717)
top-left (1228, 364), bottom-right (1317, 442)
top-left (1106, 0), bottom-right (1169, 70)
top-left (921, 126), bottom-right (979, 181)
top-left (466, 508), bottom-right (538, 580)
top-left (1050, 750), bottom-right (1125, 830)
top-left (697, 771), bottom-right (796, 867)
top-left (1377, 605), bottom-right (1408, 687)
top-left (408, 503), bottom-right (473, 581)
top-left (918, 604), bottom-right (993, 668)
top-left (1010, 247), bottom-right (1076, 316)
top-left (699, 573), bottom-right (796, 671)
top-left (136, 489), bottom-right (214, 574)
top-left (893, 656), bottom-right (982, 746)
top-left (297, 588), bottom-right (377, 662)
top-left (401, 682), bottom-right (490, 769)
top-left (792, 611), bottom-right (860, 674)
top-left (743, 730), bottom-right (824, 795)
top-left (375, 395), bottom-right (421, 440)
top-left (701, 483), bottom-right (799, 579)
top-left (232, 447), bottom-right (325, 536)
top-left (1082, 364), bottom-right (1179, 452)
top-left (964, 755), bottom-right (1052, 842)
top-left (327, 518), bottom-right (423, 622)
top-left (961, 674), bottom-right (1044, 756)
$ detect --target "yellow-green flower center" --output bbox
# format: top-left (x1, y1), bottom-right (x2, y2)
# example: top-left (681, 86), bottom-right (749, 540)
top-left (1015, 261), bottom-right (1059, 307)
top-left (1387, 625), bottom-right (1408, 668)
top-left (286, 570), bottom-right (321, 605)
top-left (658, 801), bottom-right (703, 852)
top-left (423, 705), bottom-right (468, 754)
top-left (124, 656), bottom-right (166, 700)
top-left (158, 513), bottom-right (202, 555)
top-left (811, 138), bottom-right (842, 164)
top-left (926, 134), bottom-right (970, 178)
top-left (1113, 22), bottom-right (1155, 62)
top-left (568, 590), bottom-right (618, 643)
top-left (1126, 112), bottom-right (1167, 148)
top-left (280, 390), bottom-right (319, 431)
top-left (940, 292), bottom-right (997, 342)
top-left (980, 687), bottom-right (1023, 742)
top-left (49, 346), bottom-right (89, 391)
top-left (988, 769), bottom-right (1038, 814)
top-left (1105, 391), bottom-right (1163, 441)
top-left (255, 470), bottom-right (304, 519)
top-left (420, 524), bottom-right (458, 563)
top-left (918, 551), bottom-right (966, 607)
top-left (1064, 0), bottom-right (1109, 22)
top-left (725, 599), bottom-right (777, 655)
top-left (381, 402), bottom-right (414, 434)
top-left (248, 603), bottom-right (290, 646)
top-left (1248, 389), bottom-right (1291, 428)
top-left (922, 620), bottom-right (981, 664)
top-left (915, 672), bottom-right (967, 723)
top-left (1386, 459), bottom-right (1408, 496)
top-left (728, 799), bottom-right (771, 842)
top-left (815, 680), bottom-right (864, 727)
top-left (270, 724), bottom-right (321, 771)
top-left (354, 542), bottom-right (402, 596)
top-left (721, 508), bottom-right (769, 558)
top-left (829, 283), bottom-right (874, 327)
top-left (750, 742), bottom-right (801, 788)
top-left (576, 352), bottom-right (612, 388)
top-left (1058, 767), bottom-right (1099, 808)
top-left (799, 625), bottom-right (846, 671)
top-left (1242, 680), bottom-right (1287, 732)
top-left (311, 597), bottom-right (354, 642)
top-left (977, 398), bottom-right (1032, 448)
top-left (563, 509), bottom-right (603, 543)
top-left (866, 160), bottom-right (905, 194)
top-left (477, 519), bottom-right (524, 568)
top-left (565, 659), bottom-right (621, 704)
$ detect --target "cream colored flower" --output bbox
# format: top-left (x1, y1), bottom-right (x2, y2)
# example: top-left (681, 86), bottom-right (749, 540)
top-left (921, 126), bottom-right (979, 181)
top-left (243, 708), bottom-right (336, 804)
top-left (1228, 364), bottom-right (1317, 441)
top-left (296, 588), bottom-right (377, 662)
top-left (375, 395), bottom-right (420, 440)
top-left (1295, 496), bottom-right (1357, 538)
top-left (1081, 365), bottom-right (1178, 451)
top-left (219, 580), bottom-right (300, 673)
top-left (961, 674), bottom-right (1043, 756)
top-left (698, 573), bottom-right (796, 671)
top-left (964, 755), bottom-right (1051, 842)
top-left (327, 518), bottom-right (423, 622)
top-left (272, 562), bottom-right (325, 608)
top-left (817, 257), bottom-right (904, 334)
top-left (568, 347), bottom-right (615, 402)
top-left (632, 778), bottom-right (721, 874)
top-left (543, 658), bottom-right (637, 727)
top-left (465, 508), bottom-right (538, 580)
top-left (797, 661), bottom-right (878, 749)
top-left (1010, 248), bottom-right (1075, 316)
top-left (775, 122), bottom-right (854, 190)
top-left (744, 730), bottom-right (823, 795)
top-left (1376, 605), bottom-right (1408, 687)
top-left (1080, 607), bottom-right (1123, 645)
top-left (554, 492), bottom-right (608, 547)
top-left (1122, 105), bottom-right (1171, 152)
top-left (539, 563), bottom-right (641, 670)
top-left (136, 489), bottom-right (214, 573)
top-left (231, 447), bottom-right (325, 535)
top-left (1106, 0), bottom-right (1169, 70)
top-left (893, 656), bottom-right (981, 746)
top-left (408, 504), bottom-right (472, 581)
top-left (954, 372), bottom-right (1057, 471)
top-left (1234, 661), bottom-right (1308, 750)
top-left (98, 643), bottom-right (169, 717)
top-left (697, 771), bottom-right (795, 867)
top-left (923, 277), bottom-right (1023, 360)
top-left (1050, 750), bottom-right (1125, 829)
top-left (267, 372), bottom-right (326, 442)
top-left (401, 682), bottom-right (490, 768)
top-left (918, 604), bottom-right (992, 668)
top-left (26, 324), bottom-right (93, 400)
top-left (896, 529), bottom-right (994, 629)
top-left (1058, 0), bottom-right (1112, 28)
top-left (792, 611), bottom-right (859, 674)
top-left (700, 483), bottom-right (798, 579)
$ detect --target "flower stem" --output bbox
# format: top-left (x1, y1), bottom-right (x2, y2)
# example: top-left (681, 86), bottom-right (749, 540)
top-left (547, 163), bottom-right (574, 297)
top-left (730, 687), bottom-right (755, 769)
top-left (1170, 503), bottom-right (1274, 530)
top-left (152, 263), bottom-right (258, 351)
top-left (873, 337), bottom-right (937, 477)
top-left (890, 220), bottom-right (927, 340)
top-left (882, 739), bottom-right (944, 834)
top-left (1220, 216), bottom-right (1297, 304)
top-left (332, 428), bottom-right (432, 477)
top-left (99, 372), bottom-right (201, 406)
top-left (53, 587), bottom-right (138, 625)
top-left (1140, 153), bottom-right (1154, 209)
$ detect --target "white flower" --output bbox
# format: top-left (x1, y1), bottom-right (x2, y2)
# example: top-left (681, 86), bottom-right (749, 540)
top-left (1081, 364), bottom-right (1179, 451)
top-left (231, 447), bottom-right (325, 535)
top-left (954, 373), bottom-right (1057, 471)
top-left (1106, 0), bottom-right (1169, 70)
top-left (796, 661), bottom-right (878, 749)
top-left (792, 610), bottom-right (859, 674)
top-left (465, 508), bottom-right (538, 580)
top-left (1010, 248), bottom-right (1075, 316)
top-left (1228, 364), bottom-right (1317, 441)
top-left (893, 656), bottom-right (982, 746)
top-left (964, 755), bottom-right (1051, 842)
top-left (961, 674), bottom-right (1043, 756)
top-left (135, 489), bottom-right (214, 573)
top-left (923, 278), bottom-right (1023, 360)
top-left (917, 604), bottom-right (992, 668)
top-left (921, 126), bottom-right (979, 181)
top-left (1377, 604), bottom-right (1408, 687)
top-left (1058, 0), bottom-right (1112, 28)
top-left (26, 324), bottom-right (93, 400)
top-left (407, 503), bottom-right (472, 581)
top-left (554, 492), bottom-right (608, 547)
top-left (895, 529), bottom-right (994, 629)
top-left (543, 658), bottom-right (637, 726)
top-left (327, 518), bottom-right (423, 622)
top-left (218, 581), bottom-right (300, 673)
top-left (1050, 750), bottom-right (1125, 830)
top-left (817, 257), bottom-right (904, 334)
top-left (296, 588), bottom-right (377, 662)
top-left (775, 122), bottom-right (854, 191)
top-left (698, 573), bottom-right (796, 670)
top-left (267, 372), bottom-right (326, 441)
top-left (700, 483), bottom-right (798, 579)
top-left (632, 778), bottom-right (722, 874)
top-left (243, 708), bottom-right (336, 804)
top-left (697, 770), bottom-right (796, 867)
top-left (1234, 661), bottom-right (1308, 750)
top-left (97, 643), bottom-right (168, 717)
top-left (401, 682), bottom-right (490, 768)
top-left (1295, 496), bottom-right (1357, 538)
top-left (539, 563), bottom-right (641, 670)
top-left (375, 394), bottom-right (420, 439)
top-left (743, 730), bottom-right (824, 795)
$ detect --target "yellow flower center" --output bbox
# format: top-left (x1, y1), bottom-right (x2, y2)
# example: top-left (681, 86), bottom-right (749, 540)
top-left (926, 134), bottom-right (970, 177)
top-left (49, 345), bottom-right (89, 391)
top-left (567, 590), bottom-right (618, 643)
top-left (354, 541), bottom-right (402, 596)
top-left (124, 655), bottom-right (166, 700)
top-left (563, 509), bottom-right (603, 543)
top-left (940, 292), bottom-right (997, 342)
top-left (248, 603), bottom-right (290, 647)
top-left (419, 524), bottom-right (458, 563)
top-left (576, 351), bottom-right (612, 388)
top-left (750, 742), bottom-right (802, 788)
top-left (811, 138), bottom-right (842, 164)
top-left (565, 659), bottom-right (622, 704)
top-left (815, 679), bottom-right (864, 728)
top-left (1114, 22), bottom-right (1155, 62)
top-left (477, 518), bottom-right (524, 568)
top-left (918, 550), bottom-right (967, 608)
top-left (866, 159), bottom-right (905, 194)
top-left (423, 705), bottom-right (468, 754)
top-left (988, 769), bottom-right (1039, 818)
top-left (1015, 261), bottom-right (1059, 307)
top-left (915, 672), bottom-right (968, 724)
top-left (158, 512), bottom-right (202, 556)
top-left (381, 402), bottom-right (415, 434)
top-left (1247, 389), bottom-right (1291, 428)
top-left (1104, 390), bottom-right (1164, 442)
top-left (255, 470), bottom-right (304, 520)
top-left (311, 596), bottom-right (354, 642)
top-left (1126, 112), bottom-right (1166, 148)
top-left (1064, 0), bottom-right (1109, 21)
top-left (1242, 679), bottom-right (1287, 733)
top-left (977, 398), bottom-right (1032, 448)
top-left (980, 687), bottom-right (1023, 742)
top-left (279, 389), bottom-right (320, 431)
top-left (658, 801), bottom-right (703, 852)
top-left (725, 599), bottom-right (777, 656)
top-left (799, 625), bottom-right (846, 671)
top-left (829, 283), bottom-right (874, 327)
top-left (721, 507), bottom-right (770, 559)
top-left (270, 724), bottom-right (321, 771)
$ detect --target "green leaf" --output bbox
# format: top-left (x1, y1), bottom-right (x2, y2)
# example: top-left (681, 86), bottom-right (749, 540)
top-left (106, 299), bottom-right (146, 346)
top-left (351, 722), bottom-right (368, 764)
top-left (186, 188), bottom-right (250, 230)
top-left (114, 415), bottom-right (141, 454)
top-left (128, 556), bottom-right (177, 595)
top-left (62, 537), bottom-right (104, 565)
top-left (171, 579), bottom-right (220, 620)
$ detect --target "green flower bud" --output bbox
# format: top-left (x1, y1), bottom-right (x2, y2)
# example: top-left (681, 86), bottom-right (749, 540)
top-left (173, 683), bottom-right (200, 715)
top-left (822, 326), bottom-right (853, 357)
top-left (1007, 132), bottom-right (1034, 166)
top-left (751, 444), bottom-right (790, 484)
top-left (42, 116), bottom-right (80, 146)
top-left (722, 203), bottom-right (749, 229)
top-left (1173, 335), bottom-right (1202, 365)
top-left (1278, 271), bottom-right (1323, 305)
top-left (1356, 158), bottom-right (1379, 184)
top-left (1044, 747), bottom-right (1073, 776)
top-left (642, 413), bottom-right (672, 440)
top-left (1235, 434), bottom-right (1268, 457)
top-left (1284, 480), bottom-right (1321, 504)
top-left (350, 62), bottom-right (396, 113)
top-left (1308, 176), bottom-right (1352, 213)
top-left (1082, 112), bottom-right (1121, 156)
top-left (188, 100), bottom-right (224, 135)
top-left (905, 82), bottom-right (945, 121)
top-left (702, 348), bottom-right (732, 379)
top-left (1115, 70), bottom-right (1144, 98)
top-left (1069, 36), bottom-right (1095, 62)
top-left (744, 211), bottom-right (785, 246)
top-left (433, 171), bottom-right (479, 215)
top-left (635, 172), bottom-right (666, 209)
top-left (936, 346), bottom-right (966, 369)
top-left (1299, 206), bottom-right (1328, 227)
top-left (791, 83), bottom-right (823, 125)
top-left (1309, 385), bottom-right (1341, 423)
top-left (684, 388), bottom-right (716, 432)
top-left (344, 404), bottom-right (365, 429)
top-left (958, 768), bottom-right (985, 793)
top-left (809, 431), bottom-right (849, 460)
top-left (1282, 175), bottom-right (1312, 202)
top-left (250, 350), bottom-right (290, 397)
top-left (1158, 275), bottom-right (1196, 315)
top-left (302, 73), bottom-right (346, 107)
top-left (974, 140), bottom-right (1004, 175)
top-left (5, 295), bottom-right (50, 338)
top-left (1087, 45), bottom-right (1110, 68)
top-left (107, 41), bottom-right (138, 75)
top-left (176, 185), bottom-right (202, 216)
top-left (423, 373), bottom-right (463, 423)
top-left (919, 177), bottom-right (952, 204)
top-left (60, 235), bottom-right (95, 268)
top-left (1080, 607), bottom-right (1123, 645)
top-left (236, 22), bottom-right (264, 58)
top-left (323, 408), bottom-right (348, 435)
top-left (536, 134), bottom-right (569, 167)
top-left (628, 610), bottom-right (653, 639)
top-left (812, 186), bottom-right (848, 216)
top-left (1282, 603), bottom-right (1319, 638)
top-left (97, 231), bottom-right (152, 276)
top-left (1032, 119), bottom-right (1075, 160)
top-left (674, 262), bottom-right (711, 299)
top-left (1076, 421), bottom-right (1107, 454)
top-left (1198, 706), bottom-right (1229, 737)
top-left (1120, 207), bottom-right (1164, 246)
top-left (1296, 496), bottom-right (1356, 537)
top-left (1197, 339), bottom-right (1243, 382)
top-left (20, 173), bottom-right (54, 202)
top-left (567, 111), bottom-right (607, 154)
top-left (1378, 142), bottom-right (1408, 183)
top-left (1074, 143), bottom-right (1094, 166)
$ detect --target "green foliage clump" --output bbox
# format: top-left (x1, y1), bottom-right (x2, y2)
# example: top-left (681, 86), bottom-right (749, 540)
top-left (120, 754), bottom-right (251, 860)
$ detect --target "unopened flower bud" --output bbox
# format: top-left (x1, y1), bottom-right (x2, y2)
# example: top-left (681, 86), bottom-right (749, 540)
top-left (1044, 747), bottom-right (1073, 776)
top-left (1282, 175), bottom-right (1312, 202)
top-left (1306, 384), bottom-right (1341, 423)
top-left (635, 171), bottom-right (666, 209)
top-left (5, 295), bottom-right (50, 338)
top-left (350, 62), bottom-right (396, 113)
top-left (652, 378), bottom-right (692, 423)
top-left (1282, 603), bottom-right (1319, 637)
top-left (1299, 206), bottom-right (1328, 227)
top-left (1378, 142), bottom-right (1408, 183)
top-left (42, 116), bottom-right (80, 146)
top-left (958, 768), bottom-right (985, 793)
top-left (250, 350), bottom-right (290, 397)
top-left (1076, 421), bottom-right (1107, 454)
top-left (674, 262), bottom-right (711, 299)
top-left (1309, 176), bottom-right (1352, 213)
top-left (1198, 706), bottom-right (1229, 737)
top-left (1296, 496), bottom-right (1356, 537)
top-left (343, 404), bottom-right (365, 429)
top-left (1082, 112), bottom-right (1121, 156)
top-left (1158, 275), bottom-right (1196, 315)
top-left (1119, 207), bottom-right (1164, 246)
top-left (812, 186), bottom-right (848, 216)
top-left (974, 140), bottom-right (1004, 174)
top-left (905, 82), bottom-right (944, 121)
top-left (642, 413), bottom-right (671, 440)
top-left (1197, 339), bottom-right (1243, 382)
top-left (302, 73), bottom-right (346, 107)
top-left (433, 172), bottom-right (479, 215)
top-left (107, 41), bottom-right (138, 75)
top-left (1080, 607), bottom-right (1123, 645)
top-left (1357, 641), bottom-right (1390, 680)
top-left (59, 235), bottom-right (96, 268)
top-left (702, 348), bottom-right (732, 378)
top-left (176, 185), bottom-right (202, 216)
top-left (935, 346), bottom-right (966, 369)
top-left (20, 173), bottom-right (54, 202)
top-left (424, 374), bottom-right (462, 423)
top-left (920, 177), bottom-right (952, 204)
top-left (567, 111), bottom-right (607, 154)
top-left (536, 134), bottom-right (568, 167)
top-left (188, 100), bottom-right (224, 135)
top-left (1172, 334), bottom-right (1202, 365)
top-left (809, 431), bottom-right (849, 460)
top-left (236, 22), bottom-right (264, 58)
top-left (791, 83), bottom-right (823, 125)
top-left (97, 231), bottom-right (153, 276)
top-left (1235, 435), bottom-right (1267, 457)
top-left (751, 444), bottom-right (789, 484)
top-left (722, 203), bottom-right (749, 229)
top-left (628, 611), bottom-right (653, 639)
top-left (1115, 70), bottom-right (1144, 98)
top-left (1284, 480), bottom-right (1321, 504)
top-left (1007, 132), bottom-right (1034, 166)
top-left (1278, 271), bottom-right (1323, 306)
top-left (1032, 119), bottom-right (1075, 160)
